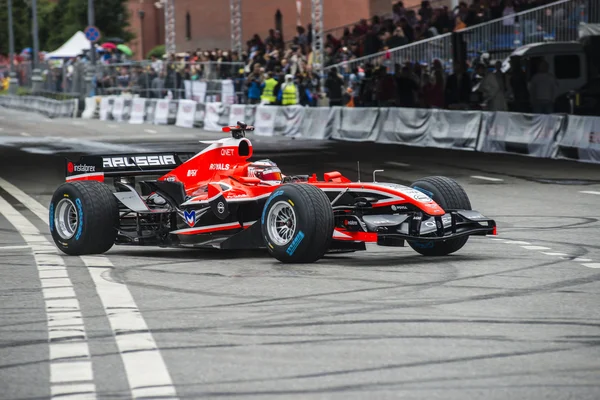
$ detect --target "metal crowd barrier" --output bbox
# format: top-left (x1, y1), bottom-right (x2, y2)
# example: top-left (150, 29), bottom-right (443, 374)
top-left (326, 0), bottom-right (596, 76)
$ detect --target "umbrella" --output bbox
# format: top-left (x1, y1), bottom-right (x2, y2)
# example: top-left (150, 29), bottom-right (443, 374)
top-left (117, 44), bottom-right (133, 56)
top-left (101, 42), bottom-right (116, 50)
top-left (104, 37), bottom-right (125, 44)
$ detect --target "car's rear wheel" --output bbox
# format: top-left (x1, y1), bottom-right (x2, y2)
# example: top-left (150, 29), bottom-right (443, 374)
top-left (49, 181), bottom-right (119, 255)
top-left (261, 184), bottom-right (334, 263)
top-left (408, 176), bottom-right (472, 256)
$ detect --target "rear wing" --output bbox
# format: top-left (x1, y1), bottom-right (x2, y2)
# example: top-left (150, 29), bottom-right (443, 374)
top-left (65, 152), bottom-right (196, 182)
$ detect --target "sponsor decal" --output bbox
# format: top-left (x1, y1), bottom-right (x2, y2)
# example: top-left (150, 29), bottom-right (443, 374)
top-left (261, 112), bottom-right (272, 120)
top-left (209, 163), bottom-right (230, 170)
top-left (184, 210), bottom-right (196, 227)
top-left (73, 164), bottom-right (96, 173)
top-left (75, 198), bottom-right (83, 240)
top-left (411, 241), bottom-right (434, 249)
top-left (103, 155), bottom-right (177, 168)
top-left (412, 186), bottom-right (434, 201)
top-left (221, 149), bottom-right (234, 156)
top-left (183, 105), bottom-right (193, 113)
top-left (49, 203), bottom-right (54, 232)
top-left (134, 104), bottom-right (143, 112)
top-left (589, 132), bottom-right (600, 144)
top-left (67, 162), bottom-right (74, 173)
top-left (187, 169), bottom-right (197, 177)
top-left (165, 176), bottom-right (177, 182)
top-left (345, 219), bottom-right (358, 226)
top-left (159, 102), bottom-right (168, 109)
top-left (286, 231), bottom-right (305, 256)
top-left (217, 202), bottom-right (225, 214)
top-left (391, 204), bottom-right (408, 211)
top-left (262, 190), bottom-right (284, 224)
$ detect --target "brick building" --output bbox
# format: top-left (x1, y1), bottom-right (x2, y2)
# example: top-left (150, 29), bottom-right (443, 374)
top-left (127, 0), bottom-right (422, 60)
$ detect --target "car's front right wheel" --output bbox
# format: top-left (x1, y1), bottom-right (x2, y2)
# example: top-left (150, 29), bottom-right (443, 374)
top-left (261, 183), bottom-right (334, 263)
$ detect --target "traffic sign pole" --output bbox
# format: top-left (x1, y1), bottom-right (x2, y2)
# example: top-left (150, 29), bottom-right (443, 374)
top-left (85, 0), bottom-right (97, 98)
top-left (87, 0), bottom-right (96, 66)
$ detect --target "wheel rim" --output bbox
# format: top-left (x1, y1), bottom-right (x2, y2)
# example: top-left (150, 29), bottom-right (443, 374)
top-left (54, 198), bottom-right (78, 240)
top-left (267, 201), bottom-right (297, 246)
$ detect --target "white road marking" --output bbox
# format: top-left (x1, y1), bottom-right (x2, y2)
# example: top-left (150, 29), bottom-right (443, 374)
top-left (582, 263), bottom-right (600, 269)
top-left (386, 161), bottom-right (411, 168)
top-left (0, 194), bottom-right (96, 398)
top-left (107, 124), bottom-right (118, 128)
top-left (82, 256), bottom-right (178, 398)
top-left (574, 258), bottom-right (593, 262)
top-left (0, 244), bottom-right (31, 250)
top-left (471, 175), bottom-right (504, 182)
top-left (503, 240), bottom-right (531, 245)
top-left (0, 177), bottom-right (178, 399)
top-left (542, 252), bottom-right (568, 256)
top-left (580, 191), bottom-right (600, 196)
top-left (71, 121), bottom-right (84, 126)
top-left (20, 132), bottom-right (30, 137)
top-left (521, 245), bottom-right (551, 250)
top-left (144, 129), bottom-right (157, 134)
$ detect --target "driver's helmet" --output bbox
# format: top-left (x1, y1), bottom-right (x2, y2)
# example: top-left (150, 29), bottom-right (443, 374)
top-left (247, 159), bottom-right (283, 184)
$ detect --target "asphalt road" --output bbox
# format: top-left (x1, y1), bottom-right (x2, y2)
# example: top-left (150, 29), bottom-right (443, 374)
top-left (1, 106), bottom-right (600, 400)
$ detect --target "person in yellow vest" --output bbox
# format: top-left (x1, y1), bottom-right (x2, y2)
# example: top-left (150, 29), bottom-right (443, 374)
top-left (279, 74), bottom-right (298, 106)
top-left (260, 72), bottom-right (278, 105)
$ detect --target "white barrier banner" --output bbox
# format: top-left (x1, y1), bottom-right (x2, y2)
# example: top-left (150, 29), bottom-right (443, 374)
top-left (253, 106), bottom-right (277, 136)
top-left (111, 96), bottom-right (125, 122)
top-left (145, 100), bottom-right (157, 124)
top-left (377, 108), bottom-right (480, 149)
top-left (300, 107), bottom-right (335, 139)
top-left (184, 81), bottom-right (192, 100)
top-left (81, 97), bottom-right (97, 119)
top-left (221, 79), bottom-right (236, 105)
top-left (204, 102), bottom-right (228, 131)
top-left (229, 104), bottom-right (246, 126)
top-left (275, 105), bottom-right (304, 137)
top-left (478, 112), bottom-right (564, 158)
top-left (154, 99), bottom-right (170, 125)
top-left (175, 100), bottom-right (197, 128)
top-left (191, 81), bottom-right (207, 103)
top-left (99, 96), bottom-right (112, 121)
top-left (331, 107), bottom-right (381, 142)
top-left (129, 98), bottom-right (146, 124)
top-left (557, 115), bottom-right (600, 163)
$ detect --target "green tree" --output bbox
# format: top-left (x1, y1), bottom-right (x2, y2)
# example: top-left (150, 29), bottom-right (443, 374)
top-left (0, 0), bottom-right (134, 55)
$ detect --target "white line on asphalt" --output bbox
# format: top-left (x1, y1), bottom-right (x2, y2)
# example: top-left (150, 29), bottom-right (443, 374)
top-left (20, 132), bottom-right (30, 137)
top-left (503, 240), bottom-right (531, 245)
top-left (386, 161), bottom-right (411, 168)
top-left (144, 129), bottom-right (157, 134)
top-left (580, 191), bottom-right (600, 196)
top-left (521, 245), bottom-right (551, 250)
top-left (0, 177), bottom-right (178, 399)
top-left (81, 256), bottom-right (178, 398)
top-left (581, 263), bottom-right (600, 269)
top-left (0, 194), bottom-right (96, 399)
top-left (107, 124), bottom-right (118, 128)
top-left (0, 244), bottom-right (31, 250)
top-left (471, 175), bottom-right (504, 182)
top-left (574, 258), bottom-right (593, 262)
top-left (542, 252), bottom-right (568, 256)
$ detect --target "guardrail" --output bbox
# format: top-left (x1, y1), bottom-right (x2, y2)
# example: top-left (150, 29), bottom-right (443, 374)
top-left (326, 0), bottom-right (596, 74)
top-left (2, 94), bottom-right (597, 165)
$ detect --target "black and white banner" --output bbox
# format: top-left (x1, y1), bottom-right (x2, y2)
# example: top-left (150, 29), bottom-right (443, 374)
top-left (204, 102), bottom-right (230, 131)
top-left (478, 112), bottom-right (564, 158)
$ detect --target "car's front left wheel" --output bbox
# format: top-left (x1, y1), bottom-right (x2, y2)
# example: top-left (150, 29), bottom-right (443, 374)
top-left (261, 183), bottom-right (334, 263)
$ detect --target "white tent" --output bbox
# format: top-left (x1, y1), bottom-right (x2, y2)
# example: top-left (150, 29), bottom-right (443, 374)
top-left (45, 31), bottom-right (92, 60)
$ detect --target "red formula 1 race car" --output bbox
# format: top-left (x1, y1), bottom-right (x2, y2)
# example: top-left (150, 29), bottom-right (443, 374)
top-left (49, 122), bottom-right (497, 263)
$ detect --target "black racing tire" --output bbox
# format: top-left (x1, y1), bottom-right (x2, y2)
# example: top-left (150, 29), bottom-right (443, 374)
top-left (49, 181), bottom-right (119, 256)
top-left (408, 176), bottom-right (472, 256)
top-left (261, 183), bottom-right (334, 263)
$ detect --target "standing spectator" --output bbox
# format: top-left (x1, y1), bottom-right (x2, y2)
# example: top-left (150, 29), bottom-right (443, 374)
top-left (395, 65), bottom-right (419, 107)
top-left (528, 60), bottom-right (559, 114)
top-left (260, 71), bottom-right (278, 105)
top-left (325, 67), bottom-right (345, 106)
top-left (445, 61), bottom-right (472, 109)
top-left (245, 64), bottom-right (264, 104)
top-left (279, 74), bottom-right (298, 106)
top-left (476, 63), bottom-right (507, 111)
top-left (507, 57), bottom-right (529, 112)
